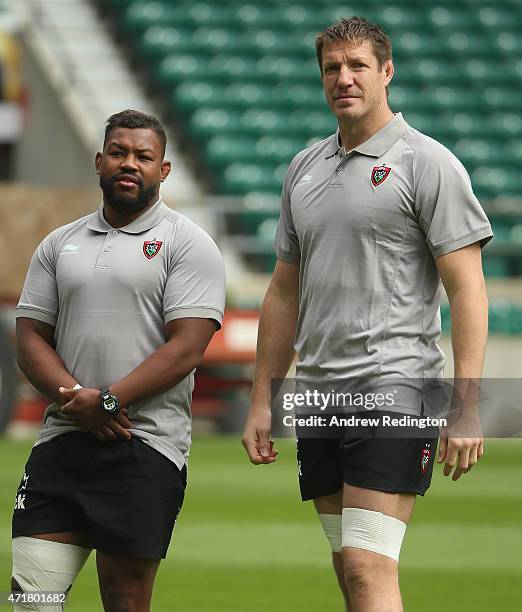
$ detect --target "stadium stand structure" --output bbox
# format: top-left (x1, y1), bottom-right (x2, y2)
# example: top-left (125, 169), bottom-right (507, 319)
top-left (96, 0), bottom-right (522, 282)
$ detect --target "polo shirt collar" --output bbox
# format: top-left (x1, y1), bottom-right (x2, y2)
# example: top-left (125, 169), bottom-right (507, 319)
top-left (87, 198), bottom-right (165, 234)
top-left (325, 113), bottom-right (408, 159)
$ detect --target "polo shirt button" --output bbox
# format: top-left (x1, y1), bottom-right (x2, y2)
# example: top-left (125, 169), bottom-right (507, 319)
top-left (112, 230), bottom-right (118, 236)
top-left (104, 246), bottom-right (111, 252)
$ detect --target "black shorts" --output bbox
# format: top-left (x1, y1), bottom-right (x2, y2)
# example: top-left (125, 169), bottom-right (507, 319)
top-left (297, 424), bottom-right (438, 501)
top-left (12, 432), bottom-right (187, 559)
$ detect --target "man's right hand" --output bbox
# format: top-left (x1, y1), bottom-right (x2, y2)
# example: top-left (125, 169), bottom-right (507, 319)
top-left (241, 407), bottom-right (278, 465)
top-left (92, 410), bottom-right (133, 442)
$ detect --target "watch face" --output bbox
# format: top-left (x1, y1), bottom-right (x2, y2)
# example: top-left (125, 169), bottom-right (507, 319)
top-left (103, 397), bottom-right (117, 412)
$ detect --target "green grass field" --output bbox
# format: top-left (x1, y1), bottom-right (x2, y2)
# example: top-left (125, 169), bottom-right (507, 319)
top-left (1, 435), bottom-right (521, 611)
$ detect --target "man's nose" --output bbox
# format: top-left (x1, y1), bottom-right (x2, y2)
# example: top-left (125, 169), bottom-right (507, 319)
top-left (120, 155), bottom-right (139, 170)
top-left (337, 65), bottom-right (354, 88)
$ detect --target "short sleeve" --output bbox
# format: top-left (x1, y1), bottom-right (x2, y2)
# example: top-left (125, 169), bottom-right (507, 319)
top-left (272, 164), bottom-right (301, 264)
top-left (163, 227), bottom-right (226, 328)
top-left (16, 233), bottom-right (59, 326)
top-left (414, 144), bottom-right (493, 259)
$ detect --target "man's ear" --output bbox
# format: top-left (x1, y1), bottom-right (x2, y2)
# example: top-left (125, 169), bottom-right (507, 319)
top-left (95, 152), bottom-right (102, 175)
top-left (160, 160), bottom-right (172, 182)
top-left (384, 59), bottom-right (394, 87)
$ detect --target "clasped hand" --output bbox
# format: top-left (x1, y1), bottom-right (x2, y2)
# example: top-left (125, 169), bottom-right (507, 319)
top-left (58, 386), bottom-right (132, 441)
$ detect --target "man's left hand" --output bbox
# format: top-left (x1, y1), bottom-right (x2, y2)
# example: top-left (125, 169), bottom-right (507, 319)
top-left (438, 428), bottom-right (484, 481)
top-left (59, 386), bottom-right (109, 430)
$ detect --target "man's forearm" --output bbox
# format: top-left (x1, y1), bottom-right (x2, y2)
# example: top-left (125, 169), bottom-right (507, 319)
top-left (109, 338), bottom-right (205, 409)
top-left (17, 330), bottom-right (77, 404)
top-left (449, 284), bottom-right (488, 379)
top-left (251, 289), bottom-right (298, 409)
top-left (449, 283), bottom-right (488, 412)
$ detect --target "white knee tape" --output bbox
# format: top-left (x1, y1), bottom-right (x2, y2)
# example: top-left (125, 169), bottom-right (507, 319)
top-left (12, 537), bottom-right (91, 611)
top-left (342, 508), bottom-right (407, 562)
top-left (318, 514), bottom-right (342, 553)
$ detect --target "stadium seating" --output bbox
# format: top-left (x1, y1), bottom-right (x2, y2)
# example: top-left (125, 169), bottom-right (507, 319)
top-left (97, 0), bottom-right (522, 276)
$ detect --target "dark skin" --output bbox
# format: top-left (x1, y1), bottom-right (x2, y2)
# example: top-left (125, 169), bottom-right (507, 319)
top-left (15, 127), bottom-right (219, 612)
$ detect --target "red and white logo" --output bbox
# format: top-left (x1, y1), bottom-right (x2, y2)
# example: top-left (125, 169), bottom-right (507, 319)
top-left (420, 443), bottom-right (431, 474)
top-left (371, 165), bottom-right (391, 187)
top-left (143, 240), bottom-right (163, 259)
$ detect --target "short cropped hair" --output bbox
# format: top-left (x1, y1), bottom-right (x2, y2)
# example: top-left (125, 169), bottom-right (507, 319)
top-left (315, 16), bottom-right (392, 74)
top-left (103, 109), bottom-right (167, 157)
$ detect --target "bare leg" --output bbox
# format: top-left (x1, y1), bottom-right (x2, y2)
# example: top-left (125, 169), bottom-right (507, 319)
top-left (314, 489), bottom-right (350, 611)
top-left (96, 551), bottom-right (160, 612)
top-left (341, 484), bottom-right (416, 612)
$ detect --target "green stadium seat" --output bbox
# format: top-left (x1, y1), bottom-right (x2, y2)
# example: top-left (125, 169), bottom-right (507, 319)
top-left (393, 33), bottom-right (446, 58)
top-left (489, 301), bottom-right (522, 333)
top-left (235, 4), bottom-right (281, 29)
top-left (157, 54), bottom-right (210, 88)
top-left (454, 139), bottom-right (505, 167)
top-left (205, 135), bottom-right (257, 168)
top-left (124, 2), bottom-right (178, 35)
top-left (478, 6), bottom-right (522, 29)
top-left (394, 59), bottom-right (466, 85)
top-left (472, 166), bottom-right (522, 198)
top-left (239, 109), bottom-right (291, 135)
top-left (208, 55), bottom-right (258, 80)
top-left (187, 3), bottom-right (238, 28)
top-left (276, 4), bottom-right (327, 30)
top-left (432, 86), bottom-right (484, 111)
top-left (378, 6), bottom-right (431, 30)
top-left (190, 108), bottom-right (243, 140)
top-left (490, 220), bottom-right (513, 242)
top-left (510, 224), bottom-right (522, 244)
top-left (461, 59), bottom-right (515, 84)
top-left (236, 209), bottom-right (278, 235)
top-left (482, 257), bottom-right (511, 278)
top-left (273, 82), bottom-right (325, 110)
top-left (495, 31), bottom-right (522, 55)
top-left (428, 7), bottom-right (481, 30)
top-left (437, 113), bottom-right (488, 139)
top-left (446, 31), bottom-right (501, 57)
top-left (505, 140), bottom-right (522, 164)
top-left (139, 27), bottom-right (193, 61)
top-left (192, 27), bottom-right (247, 54)
top-left (389, 86), bottom-right (437, 112)
top-left (487, 113), bottom-right (522, 138)
top-left (255, 135), bottom-right (307, 163)
top-left (222, 163), bottom-right (281, 194)
top-left (172, 82), bottom-right (228, 114)
top-left (401, 113), bottom-right (435, 135)
top-left (482, 87), bottom-right (521, 111)
top-left (287, 109), bottom-right (337, 138)
top-left (321, 5), bottom-right (375, 25)
top-left (223, 82), bottom-right (280, 108)
top-left (246, 29), bottom-right (319, 57)
top-left (257, 217), bottom-right (279, 244)
top-left (256, 56), bottom-right (318, 82)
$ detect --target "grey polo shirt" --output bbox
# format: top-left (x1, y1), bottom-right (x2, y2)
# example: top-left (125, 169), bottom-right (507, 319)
top-left (17, 199), bottom-right (226, 468)
top-left (274, 113), bottom-right (492, 412)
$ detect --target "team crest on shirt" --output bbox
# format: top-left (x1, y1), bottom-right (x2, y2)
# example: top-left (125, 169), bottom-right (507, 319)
top-left (371, 165), bottom-right (391, 187)
top-left (143, 240), bottom-right (163, 259)
top-left (420, 443), bottom-right (431, 474)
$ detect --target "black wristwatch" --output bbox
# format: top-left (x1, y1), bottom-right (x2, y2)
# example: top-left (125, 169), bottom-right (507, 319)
top-left (99, 389), bottom-right (120, 416)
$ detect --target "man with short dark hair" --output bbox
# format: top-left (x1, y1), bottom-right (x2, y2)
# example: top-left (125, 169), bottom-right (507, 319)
top-left (242, 17), bottom-right (492, 612)
top-left (11, 109), bottom-right (226, 612)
